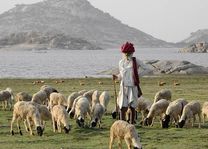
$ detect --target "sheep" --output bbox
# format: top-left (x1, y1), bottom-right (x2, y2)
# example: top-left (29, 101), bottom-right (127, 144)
top-left (49, 92), bottom-right (67, 110)
top-left (162, 98), bottom-right (188, 128)
top-left (99, 91), bottom-right (110, 112)
top-left (32, 90), bottom-right (48, 105)
top-left (69, 96), bottom-right (91, 127)
top-left (51, 104), bottom-right (70, 133)
top-left (15, 92), bottom-right (32, 102)
top-left (10, 101), bottom-right (43, 136)
top-left (90, 103), bottom-right (105, 128)
top-left (202, 102), bottom-right (208, 125)
top-left (24, 102), bottom-right (52, 132)
top-left (178, 101), bottom-right (201, 128)
top-left (66, 92), bottom-right (80, 112)
top-left (136, 97), bottom-right (152, 124)
top-left (31, 102), bottom-right (52, 125)
top-left (109, 120), bottom-right (142, 149)
top-left (40, 85), bottom-right (58, 98)
top-left (153, 89), bottom-right (172, 103)
top-left (0, 88), bottom-right (14, 110)
top-left (143, 99), bottom-right (169, 126)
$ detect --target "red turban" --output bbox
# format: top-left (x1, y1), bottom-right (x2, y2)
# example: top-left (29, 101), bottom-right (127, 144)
top-left (121, 42), bottom-right (135, 53)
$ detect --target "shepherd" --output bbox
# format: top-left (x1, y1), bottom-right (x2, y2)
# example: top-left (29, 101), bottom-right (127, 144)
top-left (113, 42), bottom-right (147, 124)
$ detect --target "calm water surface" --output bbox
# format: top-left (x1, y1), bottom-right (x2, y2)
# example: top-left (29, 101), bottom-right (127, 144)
top-left (0, 48), bottom-right (207, 78)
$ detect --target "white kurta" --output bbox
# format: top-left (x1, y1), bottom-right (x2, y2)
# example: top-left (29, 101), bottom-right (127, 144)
top-left (117, 58), bottom-right (138, 109)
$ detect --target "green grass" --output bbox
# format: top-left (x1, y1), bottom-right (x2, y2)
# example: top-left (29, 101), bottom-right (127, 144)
top-left (0, 75), bottom-right (208, 149)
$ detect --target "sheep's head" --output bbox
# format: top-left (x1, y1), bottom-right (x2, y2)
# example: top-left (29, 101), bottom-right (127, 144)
top-left (63, 125), bottom-right (71, 134)
top-left (69, 111), bottom-right (75, 119)
top-left (36, 126), bottom-right (43, 136)
top-left (76, 117), bottom-right (85, 127)
top-left (90, 118), bottom-right (98, 128)
top-left (134, 147), bottom-right (142, 149)
top-left (178, 120), bottom-right (185, 128)
top-left (162, 114), bottom-right (170, 128)
top-left (111, 111), bottom-right (117, 119)
top-left (143, 117), bottom-right (152, 126)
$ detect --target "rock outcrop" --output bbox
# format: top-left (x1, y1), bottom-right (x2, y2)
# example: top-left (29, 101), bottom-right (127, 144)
top-left (98, 60), bottom-right (208, 76)
top-left (179, 42), bottom-right (208, 53)
top-left (0, 32), bottom-right (101, 50)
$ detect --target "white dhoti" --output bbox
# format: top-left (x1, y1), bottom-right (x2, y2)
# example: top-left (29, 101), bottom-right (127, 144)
top-left (117, 83), bottom-right (138, 109)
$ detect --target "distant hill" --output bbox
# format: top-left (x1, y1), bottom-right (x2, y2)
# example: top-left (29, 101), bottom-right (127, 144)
top-left (0, 0), bottom-right (174, 50)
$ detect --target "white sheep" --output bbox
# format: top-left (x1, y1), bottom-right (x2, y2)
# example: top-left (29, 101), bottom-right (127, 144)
top-left (15, 92), bottom-right (32, 102)
top-left (0, 88), bottom-right (14, 110)
top-left (90, 103), bottom-right (105, 128)
top-left (202, 101), bottom-right (208, 125)
top-left (109, 120), bottom-right (142, 149)
top-left (32, 90), bottom-right (48, 105)
top-left (136, 97), bottom-right (152, 123)
top-left (99, 91), bottom-right (110, 112)
top-left (178, 101), bottom-right (201, 128)
top-left (10, 101), bottom-right (43, 136)
top-left (51, 104), bottom-right (70, 133)
top-left (154, 89), bottom-right (172, 103)
top-left (143, 99), bottom-right (169, 126)
top-left (69, 96), bottom-right (91, 127)
top-left (49, 92), bottom-right (67, 110)
top-left (162, 98), bottom-right (188, 128)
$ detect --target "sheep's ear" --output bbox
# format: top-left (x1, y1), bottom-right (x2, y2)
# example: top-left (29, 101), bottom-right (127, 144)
top-left (37, 126), bottom-right (43, 136)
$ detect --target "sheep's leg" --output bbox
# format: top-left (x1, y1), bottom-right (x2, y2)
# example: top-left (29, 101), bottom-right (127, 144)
top-left (8, 98), bottom-right (12, 111)
top-left (4, 100), bottom-right (7, 110)
top-left (203, 114), bottom-right (206, 125)
top-left (109, 136), bottom-right (114, 149)
top-left (10, 113), bottom-right (17, 135)
top-left (24, 119), bottom-right (29, 132)
top-left (192, 116), bottom-right (196, 127)
top-left (52, 116), bottom-right (56, 132)
top-left (198, 113), bottom-right (201, 128)
top-left (57, 120), bottom-right (61, 133)
top-left (118, 138), bottom-right (122, 149)
top-left (26, 117), bottom-right (34, 135)
top-left (150, 117), bottom-right (155, 127)
top-left (124, 137), bottom-right (132, 149)
top-left (16, 118), bottom-right (23, 135)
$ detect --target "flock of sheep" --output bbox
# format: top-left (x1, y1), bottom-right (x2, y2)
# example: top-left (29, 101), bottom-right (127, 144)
top-left (0, 85), bottom-right (111, 136)
top-left (1, 85), bottom-right (208, 149)
top-left (137, 89), bottom-right (205, 129)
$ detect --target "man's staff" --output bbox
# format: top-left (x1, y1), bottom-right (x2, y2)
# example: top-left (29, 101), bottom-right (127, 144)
top-left (112, 75), bottom-right (119, 119)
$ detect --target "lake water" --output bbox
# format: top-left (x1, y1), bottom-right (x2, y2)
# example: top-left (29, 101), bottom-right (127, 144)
top-left (0, 48), bottom-right (207, 78)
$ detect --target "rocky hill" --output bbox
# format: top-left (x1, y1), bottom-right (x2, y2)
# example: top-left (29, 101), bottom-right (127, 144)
top-left (179, 29), bottom-right (208, 45)
top-left (0, 0), bottom-right (174, 50)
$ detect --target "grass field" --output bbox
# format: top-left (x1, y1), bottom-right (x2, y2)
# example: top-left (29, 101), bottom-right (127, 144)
top-left (0, 75), bottom-right (208, 149)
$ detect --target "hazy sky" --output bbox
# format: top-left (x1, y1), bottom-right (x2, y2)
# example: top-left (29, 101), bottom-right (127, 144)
top-left (0, 0), bottom-right (208, 42)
